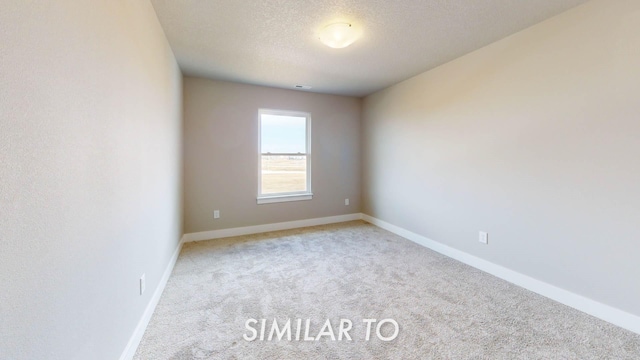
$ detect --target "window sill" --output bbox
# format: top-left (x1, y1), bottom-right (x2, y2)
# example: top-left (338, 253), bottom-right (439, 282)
top-left (257, 193), bottom-right (313, 205)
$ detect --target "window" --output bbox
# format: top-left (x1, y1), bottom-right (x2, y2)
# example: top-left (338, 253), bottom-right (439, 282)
top-left (257, 109), bottom-right (312, 204)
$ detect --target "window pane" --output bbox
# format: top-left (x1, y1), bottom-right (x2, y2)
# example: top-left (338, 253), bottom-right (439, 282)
top-left (261, 114), bottom-right (306, 153)
top-left (261, 155), bottom-right (307, 194)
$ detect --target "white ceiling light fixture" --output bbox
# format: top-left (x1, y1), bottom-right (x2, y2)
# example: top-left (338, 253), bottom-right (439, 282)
top-left (319, 23), bottom-right (358, 49)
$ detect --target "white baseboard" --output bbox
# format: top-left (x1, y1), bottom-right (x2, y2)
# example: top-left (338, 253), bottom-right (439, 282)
top-left (361, 214), bottom-right (640, 335)
top-left (119, 235), bottom-right (185, 360)
top-left (183, 213), bottom-right (362, 242)
top-left (119, 214), bottom-right (639, 360)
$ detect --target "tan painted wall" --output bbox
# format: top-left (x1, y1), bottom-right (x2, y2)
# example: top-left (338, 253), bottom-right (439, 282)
top-left (183, 78), bottom-right (361, 233)
top-left (362, 0), bottom-right (640, 316)
top-left (0, 1), bottom-right (183, 359)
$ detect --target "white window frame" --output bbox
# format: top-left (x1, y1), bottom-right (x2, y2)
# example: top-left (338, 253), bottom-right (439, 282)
top-left (257, 109), bottom-right (312, 205)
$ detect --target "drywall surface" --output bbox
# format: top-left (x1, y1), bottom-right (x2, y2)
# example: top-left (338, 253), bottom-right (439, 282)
top-left (0, 1), bottom-right (182, 359)
top-left (362, 0), bottom-right (640, 316)
top-left (183, 78), bottom-right (361, 233)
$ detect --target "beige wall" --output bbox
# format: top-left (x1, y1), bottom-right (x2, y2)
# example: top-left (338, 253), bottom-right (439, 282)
top-left (0, 1), bottom-right (182, 359)
top-left (183, 78), bottom-right (361, 233)
top-left (362, 0), bottom-right (640, 316)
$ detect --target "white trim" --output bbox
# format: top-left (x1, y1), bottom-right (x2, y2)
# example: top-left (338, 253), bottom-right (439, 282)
top-left (258, 109), bottom-right (312, 199)
top-left (361, 214), bottom-right (640, 335)
top-left (257, 193), bottom-right (313, 204)
top-left (119, 236), bottom-right (185, 360)
top-left (183, 213), bottom-right (361, 242)
top-left (259, 108), bottom-right (311, 118)
top-left (122, 213), bottom-right (639, 360)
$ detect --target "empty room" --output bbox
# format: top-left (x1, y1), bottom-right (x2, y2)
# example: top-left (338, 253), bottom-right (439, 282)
top-left (2, 0), bottom-right (640, 359)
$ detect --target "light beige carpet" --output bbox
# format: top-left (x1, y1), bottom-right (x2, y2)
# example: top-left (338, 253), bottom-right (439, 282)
top-left (134, 221), bottom-right (640, 359)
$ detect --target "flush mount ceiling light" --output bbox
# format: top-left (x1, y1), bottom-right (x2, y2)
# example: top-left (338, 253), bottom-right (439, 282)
top-left (319, 23), bottom-right (358, 49)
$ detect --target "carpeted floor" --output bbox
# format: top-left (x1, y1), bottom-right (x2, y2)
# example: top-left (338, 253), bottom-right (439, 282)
top-left (134, 221), bottom-right (640, 359)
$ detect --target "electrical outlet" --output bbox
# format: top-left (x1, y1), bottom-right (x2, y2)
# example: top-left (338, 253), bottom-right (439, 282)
top-left (214, 210), bottom-right (220, 219)
top-left (345, 198), bottom-right (350, 206)
top-left (140, 274), bottom-right (146, 295)
top-left (478, 231), bottom-right (489, 245)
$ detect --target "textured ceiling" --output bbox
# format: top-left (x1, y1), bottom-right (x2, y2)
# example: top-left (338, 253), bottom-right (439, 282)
top-left (150, 0), bottom-right (589, 97)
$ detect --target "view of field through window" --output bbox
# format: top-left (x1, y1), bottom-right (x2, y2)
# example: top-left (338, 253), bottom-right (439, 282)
top-left (261, 155), bottom-right (307, 194)
top-left (260, 111), bottom-right (309, 196)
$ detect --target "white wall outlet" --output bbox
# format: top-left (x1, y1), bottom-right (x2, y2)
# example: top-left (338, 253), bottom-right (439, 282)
top-left (214, 210), bottom-right (220, 219)
top-left (345, 198), bottom-right (350, 206)
top-left (140, 274), bottom-right (146, 295)
top-left (479, 231), bottom-right (489, 245)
